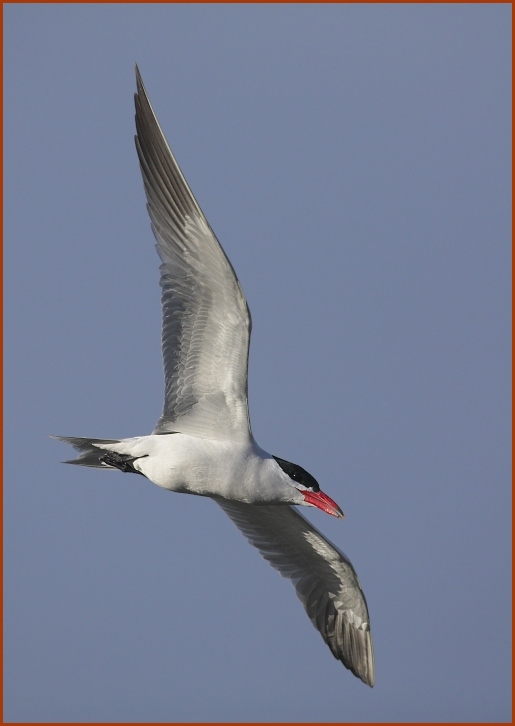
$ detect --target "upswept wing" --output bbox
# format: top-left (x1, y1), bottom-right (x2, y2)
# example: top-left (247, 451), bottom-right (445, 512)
top-left (216, 499), bottom-right (375, 687)
top-left (134, 68), bottom-right (252, 440)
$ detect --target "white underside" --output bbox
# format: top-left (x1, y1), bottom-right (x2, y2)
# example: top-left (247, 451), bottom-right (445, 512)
top-left (93, 434), bottom-right (303, 505)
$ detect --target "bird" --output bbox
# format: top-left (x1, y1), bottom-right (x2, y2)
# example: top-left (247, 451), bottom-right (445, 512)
top-left (54, 66), bottom-right (375, 687)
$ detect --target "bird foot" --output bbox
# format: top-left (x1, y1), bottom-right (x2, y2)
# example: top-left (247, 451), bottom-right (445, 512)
top-left (100, 451), bottom-right (145, 474)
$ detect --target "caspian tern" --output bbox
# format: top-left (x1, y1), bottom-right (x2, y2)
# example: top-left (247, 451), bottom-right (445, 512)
top-left (54, 67), bottom-right (375, 687)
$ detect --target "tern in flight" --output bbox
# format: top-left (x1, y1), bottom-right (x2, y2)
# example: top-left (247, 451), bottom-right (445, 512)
top-left (55, 67), bottom-right (374, 687)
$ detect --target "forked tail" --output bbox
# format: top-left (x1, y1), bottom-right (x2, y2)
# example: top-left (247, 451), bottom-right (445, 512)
top-left (51, 436), bottom-right (121, 468)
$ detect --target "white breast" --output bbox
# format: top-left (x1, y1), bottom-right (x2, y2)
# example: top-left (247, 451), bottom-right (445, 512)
top-left (106, 434), bottom-right (295, 504)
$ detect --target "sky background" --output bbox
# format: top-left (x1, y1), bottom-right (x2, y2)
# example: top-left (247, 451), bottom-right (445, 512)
top-left (4, 4), bottom-right (511, 722)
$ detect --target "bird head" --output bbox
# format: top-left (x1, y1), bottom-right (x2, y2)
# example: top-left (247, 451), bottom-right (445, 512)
top-left (272, 456), bottom-right (344, 518)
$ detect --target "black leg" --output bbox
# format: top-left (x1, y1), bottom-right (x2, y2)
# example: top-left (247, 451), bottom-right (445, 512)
top-left (100, 451), bottom-right (146, 475)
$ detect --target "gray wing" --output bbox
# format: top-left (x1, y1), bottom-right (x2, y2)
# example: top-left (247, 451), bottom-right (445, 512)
top-left (215, 499), bottom-right (375, 687)
top-left (134, 67), bottom-right (252, 441)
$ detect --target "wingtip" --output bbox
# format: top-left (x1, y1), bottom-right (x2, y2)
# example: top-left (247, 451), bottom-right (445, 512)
top-left (134, 64), bottom-right (145, 93)
top-left (361, 633), bottom-right (375, 687)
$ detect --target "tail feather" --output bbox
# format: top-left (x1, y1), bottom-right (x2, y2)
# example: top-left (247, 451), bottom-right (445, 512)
top-left (51, 435), bottom-right (121, 468)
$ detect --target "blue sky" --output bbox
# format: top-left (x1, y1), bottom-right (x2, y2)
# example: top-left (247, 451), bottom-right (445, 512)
top-left (4, 4), bottom-right (511, 722)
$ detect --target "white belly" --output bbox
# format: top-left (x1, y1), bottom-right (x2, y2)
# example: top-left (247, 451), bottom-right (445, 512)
top-left (96, 435), bottom-right (256, 495)
top-left (93, 433), bottom-right (297, 504)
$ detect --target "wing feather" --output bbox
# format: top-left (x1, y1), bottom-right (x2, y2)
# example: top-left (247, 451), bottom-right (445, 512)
top-left (134, 67), bottom-right (251, 440)
top-left (215, 499), bottom-right (375, 687)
